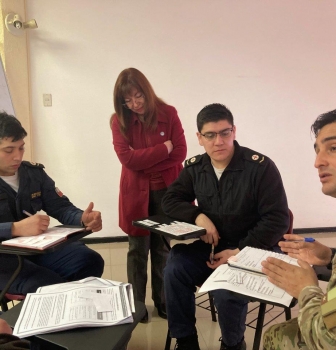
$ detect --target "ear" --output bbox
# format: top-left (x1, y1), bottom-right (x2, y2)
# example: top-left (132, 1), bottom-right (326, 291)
top-left (232, 125), bottom-right (237, 140)
top-left (196, 132), bottom-right (203, 146)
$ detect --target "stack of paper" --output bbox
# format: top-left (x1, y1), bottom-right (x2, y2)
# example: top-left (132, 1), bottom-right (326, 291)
top-left (199, 247), bottom-right (298, 307)
top-left (13, 277), bottom-right (135, 338)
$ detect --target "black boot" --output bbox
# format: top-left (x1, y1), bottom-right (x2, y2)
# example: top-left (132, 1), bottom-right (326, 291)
top-left (219, 337), bottom-right (246, 350)
top-left (175, 334), bottom-right (201, 350)
top-left (140, 308), bottom-right (148, 323)
top-left (155, 303), bottom-right (167, 319)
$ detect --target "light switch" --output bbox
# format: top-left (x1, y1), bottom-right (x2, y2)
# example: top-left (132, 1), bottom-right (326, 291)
top-left (43, 94), bottom-right (52, 107)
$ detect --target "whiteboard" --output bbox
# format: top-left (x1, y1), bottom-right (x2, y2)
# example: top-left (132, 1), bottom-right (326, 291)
top-left (0, 57), bottom-right (15, 116)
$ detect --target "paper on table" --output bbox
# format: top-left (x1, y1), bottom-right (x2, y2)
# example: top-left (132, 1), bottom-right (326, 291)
top-left (13, 280), bottom-right (134, 338)
top-left (199, 264), bottom-right (293, 307)
top-left (37, 277), bottom-right (135, 312)
top-left (2, 226), bottom-right (85, 250)
top-left (155, 221), bottom-right (204, 236)
top-left (227, 246), bottom-right (299, 274)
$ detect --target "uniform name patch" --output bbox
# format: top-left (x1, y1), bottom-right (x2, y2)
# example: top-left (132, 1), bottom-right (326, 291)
top-left (31, 192), bottom-right (41, 199)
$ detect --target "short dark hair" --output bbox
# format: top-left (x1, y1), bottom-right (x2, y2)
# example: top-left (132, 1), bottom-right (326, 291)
top-left (196, 103), bottom-right (234, 132)
top-left (311, 109), bottom-right (336, 137)
top-left (0, 111), bottom-right (27, 141)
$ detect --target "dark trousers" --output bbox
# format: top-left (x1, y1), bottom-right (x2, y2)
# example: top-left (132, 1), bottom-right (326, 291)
top-left (164, 240), bottom-right (248, 346)
top-left (127, 189), bottom-right (170, 305)
top-left (0, 241), bottom-right (104, 294)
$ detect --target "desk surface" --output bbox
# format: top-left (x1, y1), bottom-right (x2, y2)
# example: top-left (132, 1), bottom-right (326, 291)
top-left (1, 300), bottom-right (146, 350)
top-left (133, 215), bottom-right (206, 240)
top-left (0, 227), bottom-right (91, 255)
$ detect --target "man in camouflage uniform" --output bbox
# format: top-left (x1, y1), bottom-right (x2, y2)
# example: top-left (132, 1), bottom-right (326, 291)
top-left (262, 109), bottom-right (336, 350)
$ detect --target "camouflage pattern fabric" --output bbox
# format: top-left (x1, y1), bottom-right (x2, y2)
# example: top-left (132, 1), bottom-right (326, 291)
top-left (263, 256), bottom-right (336, 350)
top-left (263, 318), bottom-right (308, 350)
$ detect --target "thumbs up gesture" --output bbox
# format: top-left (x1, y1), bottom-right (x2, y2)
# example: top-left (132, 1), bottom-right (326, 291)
top-left (81, 202), bottom-right (102, 232)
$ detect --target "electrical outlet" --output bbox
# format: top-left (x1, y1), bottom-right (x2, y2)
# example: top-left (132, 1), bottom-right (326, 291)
top-left (43, 94), bottom-right (52, 107)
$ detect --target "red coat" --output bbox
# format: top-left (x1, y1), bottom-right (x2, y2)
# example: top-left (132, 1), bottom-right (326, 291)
top-left (112, 104), bottom-right (187, 236)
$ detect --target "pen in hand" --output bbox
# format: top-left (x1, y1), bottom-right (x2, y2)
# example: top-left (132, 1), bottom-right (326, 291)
top-left (210, 244), bottom-right (215, 265)
top-left (286, 237), bottom-right (315, 243)
top-left (22, 210), bottom-right (33, 217)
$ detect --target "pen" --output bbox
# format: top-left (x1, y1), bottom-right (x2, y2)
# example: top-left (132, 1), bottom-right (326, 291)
top-left (22, 210), bottom-right (33, 217)
top-left (286, 237), bottom-right (315, 243)
top-left (210, 244), bottom-right (215, 265)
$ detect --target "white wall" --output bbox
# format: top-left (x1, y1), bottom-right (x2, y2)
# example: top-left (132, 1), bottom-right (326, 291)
top-left (25, 0), bottom-right (336, 237)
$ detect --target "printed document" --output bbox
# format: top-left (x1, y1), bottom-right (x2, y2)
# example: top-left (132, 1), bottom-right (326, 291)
top-left (227, 246), bottom-right (299, 274)
top-left (199, 264), bottom-right (294, 307)
top-left (13, 277), bottom-right (135, 338)
top-left (2, 226), bottom-right (85, 250)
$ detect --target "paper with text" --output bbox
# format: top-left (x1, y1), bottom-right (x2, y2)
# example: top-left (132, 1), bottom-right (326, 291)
top-left (199, 264), bottom-right (293, 307)
top-left (13, 278), bottom-right (135, 338)
top-left (227, 246), bottom-right (299, 274)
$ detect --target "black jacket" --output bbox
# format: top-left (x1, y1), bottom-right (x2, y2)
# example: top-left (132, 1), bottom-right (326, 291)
top-left (162, 141), bottom-right (289, 251)
top-left (0, 161), bottom-right (83, 241)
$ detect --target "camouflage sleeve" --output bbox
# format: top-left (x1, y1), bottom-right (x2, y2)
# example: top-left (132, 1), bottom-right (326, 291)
top-left (297, 261), bottom-right (336, 349)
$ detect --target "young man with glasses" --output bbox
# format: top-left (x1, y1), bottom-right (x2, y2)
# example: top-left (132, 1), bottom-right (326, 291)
top-left (162, 103), bottom-right (289, 350)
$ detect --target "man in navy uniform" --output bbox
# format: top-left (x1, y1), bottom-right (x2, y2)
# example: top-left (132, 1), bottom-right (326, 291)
top-left (162, 103), bottom-right (289, 350)
top-left (0, 112), bottom-right (104, 294)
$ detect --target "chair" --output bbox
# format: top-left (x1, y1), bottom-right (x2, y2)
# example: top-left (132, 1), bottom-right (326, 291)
top-left (0, 293), bottom-right (25, 312)
top-left (165, 209), bottom-right (294, 350)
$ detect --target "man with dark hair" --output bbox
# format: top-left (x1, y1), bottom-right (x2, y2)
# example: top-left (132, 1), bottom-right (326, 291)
top-left (162, 103), bottom-right (289, 350)
top-left (262, 109), bottom-right (336, 349)
top-left (0, 111), bottom-right (104, 295)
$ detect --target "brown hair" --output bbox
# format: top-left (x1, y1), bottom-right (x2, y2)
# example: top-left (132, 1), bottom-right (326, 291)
top-left (110, 68), bottom-right (165, 137)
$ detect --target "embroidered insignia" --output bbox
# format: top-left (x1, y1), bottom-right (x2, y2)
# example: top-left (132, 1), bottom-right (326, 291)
top-left (252, 155), bottom-right (259, 161)
top-left (160, 131), bottom-right (165, 136)
top-left (55, 187), bottom-right (64, 197)
top-left (31, 191), bottom-right (41, 199)
top-left (190, 157), bottom-right (196, 163)
top-left (30, 162), bottom-right (37, 165)
top-left (259, 156), bottom-right (265, 163)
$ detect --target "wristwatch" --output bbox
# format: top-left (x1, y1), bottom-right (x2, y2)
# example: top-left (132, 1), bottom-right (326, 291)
top-left (327, 248), bottom-right (336, 270)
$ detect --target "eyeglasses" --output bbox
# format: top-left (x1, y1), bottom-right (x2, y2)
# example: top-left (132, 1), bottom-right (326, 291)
top-left (122, 93), bottom-right (145, 109)
top-left (200, 128), bottom-right (233, 141)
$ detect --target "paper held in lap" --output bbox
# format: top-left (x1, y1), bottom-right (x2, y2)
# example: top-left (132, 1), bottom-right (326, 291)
top-left (13, 277), bottom-right (135, 338)
top-left (199, 247), bottom-right (299, 307)
top-left (1, 226), bottom-right (85, 250)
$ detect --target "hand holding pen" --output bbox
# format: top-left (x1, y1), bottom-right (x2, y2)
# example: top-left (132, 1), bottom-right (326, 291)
top-left (278, 233), bottom-right (332, 266)
top-left (11, 210), bottom-right (50, 237)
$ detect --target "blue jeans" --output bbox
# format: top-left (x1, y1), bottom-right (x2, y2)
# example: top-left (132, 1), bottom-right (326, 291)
top-left (0, 241), bottom-right (104, 294)
top-left (164, 241), bottom-right (248, 346)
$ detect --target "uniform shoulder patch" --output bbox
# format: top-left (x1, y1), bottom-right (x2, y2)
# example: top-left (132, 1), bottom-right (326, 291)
top-left (243, 149), bottom-right (266, 165)
top-left (21, 160), bottom-right (45, 169)
top-left (184, 155), bottom-right (202, 167)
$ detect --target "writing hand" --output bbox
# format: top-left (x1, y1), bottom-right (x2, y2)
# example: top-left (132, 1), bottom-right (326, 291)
top-left (279, 233), bottom-right (332, 266)
top-left (261, 257), bottom-right (318, 299)
top-left (206, 248), bottom-right (239, 269)
top-left (12, 214), bottom-right (50, 237)
top-left (81, 202), bottom-right (102, 232)
top-left (164, 140), bottom-right (173, 154)
top-left (195, 213), bottom-right (220, 246)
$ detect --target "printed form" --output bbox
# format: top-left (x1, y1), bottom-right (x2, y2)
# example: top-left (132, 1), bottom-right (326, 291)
top-left (199, 264), bottom-right (293, 307)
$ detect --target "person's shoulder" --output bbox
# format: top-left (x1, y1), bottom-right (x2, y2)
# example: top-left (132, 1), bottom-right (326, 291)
top-left (21, 161), bottom-right (45, 169)
top-left (158, 103), bottom-right (178, 117)
top-left (240, 146), bottom-right (270, 166)
top-left (184, 154), bottom-right (203, 167)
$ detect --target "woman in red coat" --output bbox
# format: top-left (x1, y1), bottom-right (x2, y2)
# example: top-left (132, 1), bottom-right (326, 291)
top-left (110, 68), bottom-right (187, 322)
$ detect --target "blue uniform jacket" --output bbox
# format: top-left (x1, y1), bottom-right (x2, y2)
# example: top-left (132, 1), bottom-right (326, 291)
top-left (0, 161), bottom-right (83, 241)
